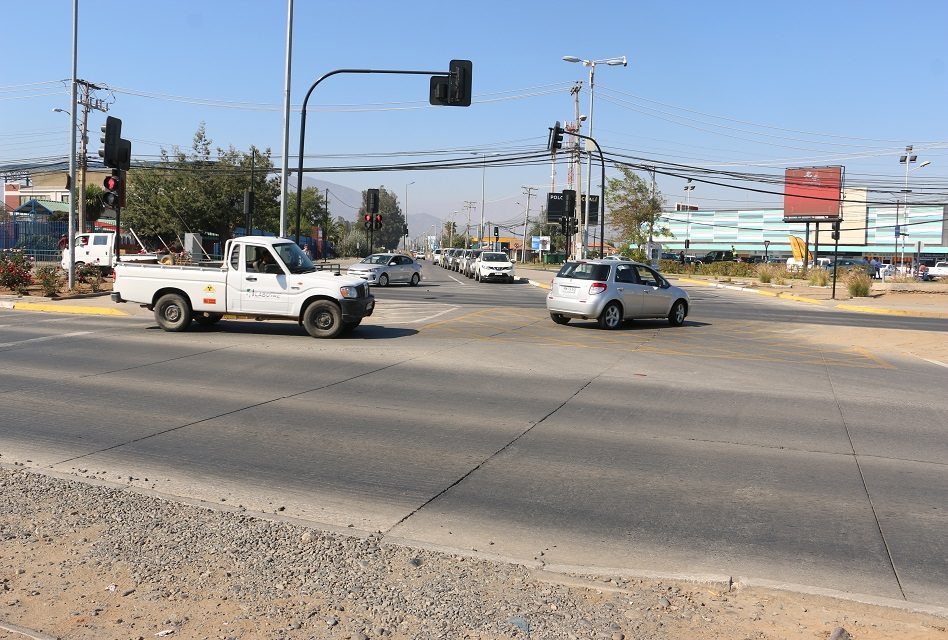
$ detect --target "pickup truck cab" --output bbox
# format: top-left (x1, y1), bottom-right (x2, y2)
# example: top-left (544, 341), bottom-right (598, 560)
top-left (928, 261), bottom-right (948, 279)
top-left (112, 236), bottom-right (374, 338)
top-left (61, 232), bottom-right (158, 273)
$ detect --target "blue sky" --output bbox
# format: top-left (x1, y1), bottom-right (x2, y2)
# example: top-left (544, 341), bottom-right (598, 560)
top-left (4, 0), bottom-right (948, 231)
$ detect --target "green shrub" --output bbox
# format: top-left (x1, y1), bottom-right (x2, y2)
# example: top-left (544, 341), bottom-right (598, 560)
top-left (808, 267), bottom-right (830, 286)
top-left (75, 263), bottom-right (104, 292)
top-left (0, 250), bottom-right (34, 295)
top-left (846, 269), bottom-right (872, 297)
top-left (699, 261), bottom-right (757, 278)
top-left (35, 265), bottom-right (64, 297)
top-left (756, 263), bottom-right (778, 283)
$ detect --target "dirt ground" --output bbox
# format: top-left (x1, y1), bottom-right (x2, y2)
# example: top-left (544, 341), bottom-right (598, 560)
top-left (1, 484), bottom-right (946, 640)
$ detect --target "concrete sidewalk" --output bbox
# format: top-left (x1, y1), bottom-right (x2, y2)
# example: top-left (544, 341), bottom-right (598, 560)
top-left (514, 264), bottom-right (948, 319)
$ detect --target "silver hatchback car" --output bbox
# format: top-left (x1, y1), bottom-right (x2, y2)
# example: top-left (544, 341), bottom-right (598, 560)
top-left (546, 260), bottom-right (690, 328)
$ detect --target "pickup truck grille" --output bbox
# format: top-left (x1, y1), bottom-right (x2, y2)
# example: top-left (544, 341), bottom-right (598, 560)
top-left (356, 284), bottom-right (369, 298)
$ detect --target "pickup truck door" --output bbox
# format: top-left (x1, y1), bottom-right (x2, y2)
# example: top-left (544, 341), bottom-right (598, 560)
top-left (231, 245), bottom-right (291, 315)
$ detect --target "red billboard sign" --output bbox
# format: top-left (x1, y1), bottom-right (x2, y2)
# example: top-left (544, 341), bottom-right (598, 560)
top-left (783, 166), bottom-right (842, 219)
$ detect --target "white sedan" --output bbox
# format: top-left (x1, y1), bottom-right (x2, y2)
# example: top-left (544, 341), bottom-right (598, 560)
top-left (346, 253), bottom-right (422, 287)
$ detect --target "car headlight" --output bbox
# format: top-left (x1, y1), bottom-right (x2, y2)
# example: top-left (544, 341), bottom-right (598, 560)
top-left (339, 286), bottom-right (359, 298)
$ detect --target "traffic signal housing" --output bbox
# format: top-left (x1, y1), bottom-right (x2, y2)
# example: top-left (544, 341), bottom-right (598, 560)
top-left (98, 116), bottom-right (122, 168)
top-left (548, 121), bottom-right (564, 152)
top-left (102, 171), bottom-right (123, 210)
top-left (366, 189), bottom-right (380, 214)
top-left (374, 214), bottom-right (383, 230)
top-left (569, 218), bottom-right (579, 235)
top-left (831, 219), bottom-right (841, 241)
top-left (429, 59), bottom-right (473, 106)
top-left (363, 214), bottom-right (372, 230)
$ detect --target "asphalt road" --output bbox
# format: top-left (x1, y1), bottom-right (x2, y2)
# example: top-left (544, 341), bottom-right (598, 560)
top-left (0, 262), bottom-right (945, 607)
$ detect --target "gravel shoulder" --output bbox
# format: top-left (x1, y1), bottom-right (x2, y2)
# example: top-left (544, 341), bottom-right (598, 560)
top-left (2, 465), bottom-right (946, 640)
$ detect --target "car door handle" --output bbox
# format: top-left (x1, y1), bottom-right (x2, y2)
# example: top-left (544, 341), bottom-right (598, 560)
top-left (246, 276), bottom-right (257, 282)
top-left (617, 287), bottom-right (624, 291)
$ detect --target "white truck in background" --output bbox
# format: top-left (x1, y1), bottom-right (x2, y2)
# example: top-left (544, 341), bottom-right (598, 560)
top-left (111, 236), bottom-right (375, 338)
top-left (927, 261), bottom-right (948, 279)
top-left (61, 232), bottom-right (158, 272)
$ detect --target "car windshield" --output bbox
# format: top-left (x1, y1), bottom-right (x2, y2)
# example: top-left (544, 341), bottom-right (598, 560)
top-left (482, 253), bottom-right (508, 262)
top-left (272, 242), bottom-right (315, 274)
top-left (556, 262), bottom-right (611, 281)
top-left (361, 254), bottom-right (390, 265)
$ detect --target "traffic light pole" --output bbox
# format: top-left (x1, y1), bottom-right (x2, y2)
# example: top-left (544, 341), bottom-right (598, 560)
top-left (294, 65), bottom-right (463, 245)
top-left (563, 130), bottom-right (606, 259)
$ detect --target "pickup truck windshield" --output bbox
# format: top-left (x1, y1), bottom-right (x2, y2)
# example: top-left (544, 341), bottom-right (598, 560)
top-left (273, 242), bottom-right (315, 274)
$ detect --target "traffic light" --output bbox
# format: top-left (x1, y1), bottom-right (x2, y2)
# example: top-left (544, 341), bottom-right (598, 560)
top-left (366, 188), bottom-right (380, 214)
top-left (559, 218), bottom-right (568, 234)
top-left (569, 218), bottom-right (579, 235)
top-left (98, 116), bottom-right (122, 168)
top-left (102, 171), bottom-right (122, 210)
top-left (548, 121), bottom-right (564, 152)
top-left (374, 214), bottom-right (383, 230)
top-left (831, 219), bottom-right (841, 241)
top-left (363, 214), bottom-right (372, 230)
top-left (429, 59), bottom-right (473, 106)
top-left (403, 225), bottom-right (409, 236)
top-left (684, 239), bottom-right (690, 250)
top-left (494, 226), bottom-right (499, 238)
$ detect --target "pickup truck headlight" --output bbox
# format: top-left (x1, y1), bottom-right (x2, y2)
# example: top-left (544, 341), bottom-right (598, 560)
top-left (339, 286), bottom-right (359, 299)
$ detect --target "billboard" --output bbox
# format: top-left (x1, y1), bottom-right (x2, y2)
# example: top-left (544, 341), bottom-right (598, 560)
top-left (783, 166), bottom-right (843, 220)
top-left (546, 190), bottom-right (576, 223)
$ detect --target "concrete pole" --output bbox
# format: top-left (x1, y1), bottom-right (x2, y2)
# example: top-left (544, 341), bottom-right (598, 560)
top-left (279, 0), bottom-right (294, 237)
top-left (520, 186), bottom-right (535, 263)
top-left (66, 0), bottom-right (78, 290)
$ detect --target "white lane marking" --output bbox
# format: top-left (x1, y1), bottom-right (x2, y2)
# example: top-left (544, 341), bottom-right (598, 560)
top-left (0, 316), bottom-right (78, 327)
top-left (408, 307), bottom-right (457, 323)
top-left (446, 274), bottom-right (467, 286)
top-left (920, 357), bottom-right (948, 369)
top-left (0, 330), bottom-right (94, 348)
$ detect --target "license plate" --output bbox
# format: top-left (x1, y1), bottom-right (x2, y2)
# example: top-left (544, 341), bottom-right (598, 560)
top-left (559, 285), bottom-right (578, 298)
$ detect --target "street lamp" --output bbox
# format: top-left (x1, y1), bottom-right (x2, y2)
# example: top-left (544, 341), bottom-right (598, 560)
top-left (898, 146), bottom-right (930, 271)
top-left (683, 179), bottom-right (695, 248)
top-left (563, 54), bottom-right (627, 258)
top-left (404, 181), bottom-right (415, 251)
top-left (471, 152), bottom-right (499, 248)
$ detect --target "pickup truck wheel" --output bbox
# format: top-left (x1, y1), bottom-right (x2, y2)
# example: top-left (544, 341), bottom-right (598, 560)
top-left (378, 273), bottom-right (389, 287)
top-left (597, 301), bottom-right (622, 330)
top-left (154, 293), bottom-right (192, 331)
top-left (668, 300), bottom-right (687, 327)
top-left (194, 312), bottom-right (223, 326)
top-left (409, 273), bottom-right (420, 286)
top-left (302, 300), bottom-right (343, 338)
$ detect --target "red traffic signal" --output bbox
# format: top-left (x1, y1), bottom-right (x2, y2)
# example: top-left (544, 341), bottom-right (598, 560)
top-left (363, 213), bottom-right (371, 230)
top-left (373, 214), bottom-right (383, 230)
top-left (102, 172), bottom-right (123, 209)
top-left (103, 175), bottom-right (120, 191)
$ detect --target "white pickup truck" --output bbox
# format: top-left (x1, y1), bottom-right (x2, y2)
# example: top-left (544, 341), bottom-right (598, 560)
top-left (927, 261), bottom-right (948, 279)
top-left (61, 232), bottom-right (158, 272)
top-left (111, 236), bottom-right (374, 338)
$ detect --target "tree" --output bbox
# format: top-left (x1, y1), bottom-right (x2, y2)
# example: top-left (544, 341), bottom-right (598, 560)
top-left (288, 186), bottom-right (326, 238)
top-left (605, 165), bottom-right (670, 247)
top-left (355, 186), bottom-right (405, 251)
top-left (124, 124), bottom-right (281, 245)
top-left (84, 184), bottom-right (105, 227)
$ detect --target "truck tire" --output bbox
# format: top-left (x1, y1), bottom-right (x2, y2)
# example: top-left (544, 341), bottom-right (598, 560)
top-left (194, 312), bottom-right (223, 326)
top-left (302, 300), bottom-right (343, 338)
top-left (154, 293), bottom-right (192, 332)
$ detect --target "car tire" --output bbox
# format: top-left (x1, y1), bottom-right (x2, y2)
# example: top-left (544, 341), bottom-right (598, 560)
top-left (597, 301), bottom-right (622, 330)
top-left (550, 312), bottom-right (570, 325)
top-left (475, 271), bottom-right (481, 282)
top-left (302, 300), bottom-right (343, 338)
top-left (194, 312), bottom-right (223, 326)
top-left (378, 273), bottom-right (389, 287)
top-left (409, 273), bottom-right (420, 286)
top-left (668, 300), bottom-right (687, 327)
top-left (154, 293), bottom-right (192, 332)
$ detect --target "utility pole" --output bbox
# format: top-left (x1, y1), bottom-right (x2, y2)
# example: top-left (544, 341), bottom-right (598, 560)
top-left (570, 81), bottom-right (584, 258)
top-left (463, 200), bottom-right (477, 248)
top-left (520, 186), bottom-right (536, 263)
top-left (76, 79), bottom-right (108, 232)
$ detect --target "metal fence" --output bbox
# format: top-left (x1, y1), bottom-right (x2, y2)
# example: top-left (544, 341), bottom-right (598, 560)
top-left (1, 220), bottom-right (68, 266)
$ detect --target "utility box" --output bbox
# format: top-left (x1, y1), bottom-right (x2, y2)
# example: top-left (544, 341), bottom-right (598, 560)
top-left (183, 233), bottom-right (203, 259)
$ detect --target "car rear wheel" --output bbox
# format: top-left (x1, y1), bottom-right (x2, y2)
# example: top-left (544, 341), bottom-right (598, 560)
top-left (668, 300), bottom-right (687, 327)
top-left (550, 312), bottom-right (570, 325)
top-left (597, 301), bottom-right (622, 330)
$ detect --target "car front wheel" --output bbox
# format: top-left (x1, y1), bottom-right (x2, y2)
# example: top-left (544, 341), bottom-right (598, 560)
top-left (409, 273), bottom-right (420, 286)
top-left (597, 301), bottom-right (622, 330)
top-left (378, 273), bottom-right (389, 287)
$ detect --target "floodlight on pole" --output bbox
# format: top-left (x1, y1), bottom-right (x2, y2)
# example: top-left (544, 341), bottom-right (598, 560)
top-left (563, 54), bottom-right (628, 258)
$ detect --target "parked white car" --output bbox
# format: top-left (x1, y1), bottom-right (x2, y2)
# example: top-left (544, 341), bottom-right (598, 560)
top-left (473, 251), bottom-right (515, 283)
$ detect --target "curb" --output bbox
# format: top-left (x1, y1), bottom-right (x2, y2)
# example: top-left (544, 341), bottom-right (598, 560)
top-left (675, 277), bottom-right (947, 317)
top-left (11, 302), bottom-right (128, 316)
top-left (527, 279), bottom-right (551, 290)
